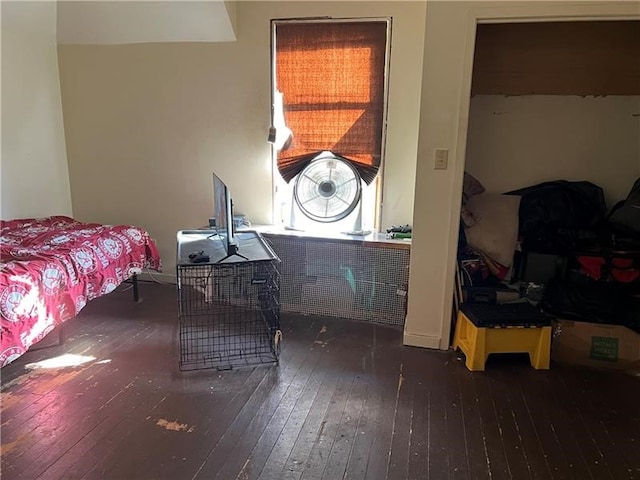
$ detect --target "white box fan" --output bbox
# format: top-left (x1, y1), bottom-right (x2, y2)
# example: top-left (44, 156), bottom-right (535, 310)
top-left (283, 152), bottom-right (374, 235)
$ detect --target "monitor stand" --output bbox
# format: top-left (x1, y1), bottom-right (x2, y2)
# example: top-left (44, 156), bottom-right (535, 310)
top-left (216, 240), bottom-right (248, 263)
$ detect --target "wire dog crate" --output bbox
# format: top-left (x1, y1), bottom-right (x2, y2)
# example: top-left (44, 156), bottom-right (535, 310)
top-left (176, 231), bottom-right (281, 371)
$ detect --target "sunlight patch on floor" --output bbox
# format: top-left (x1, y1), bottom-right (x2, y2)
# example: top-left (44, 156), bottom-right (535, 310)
top-left (25, 353), bottom-right (96, 370)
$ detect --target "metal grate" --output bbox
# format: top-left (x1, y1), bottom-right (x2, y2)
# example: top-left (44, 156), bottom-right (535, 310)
top-left (263, 235), bottom-right (410, 325)
top-left (177, 261), bottom-right (280, 371)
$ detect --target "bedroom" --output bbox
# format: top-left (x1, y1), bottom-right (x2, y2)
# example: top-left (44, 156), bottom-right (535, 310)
top-left (5, 0), bottom-right (639, 350)
top-left (2, 1), bottom-right (640, 478)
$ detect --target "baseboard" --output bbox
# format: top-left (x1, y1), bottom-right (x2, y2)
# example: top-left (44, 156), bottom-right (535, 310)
top-left (136, 270), bottom-right (177, 285)
top-left (403, 331), bottom-right (443, 350)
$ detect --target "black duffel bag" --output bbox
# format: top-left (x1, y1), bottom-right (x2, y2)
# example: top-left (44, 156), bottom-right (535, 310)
top-left (609, 178), bottom-right (640, 238)
top-left (506, 180), bottom-right (609, 254)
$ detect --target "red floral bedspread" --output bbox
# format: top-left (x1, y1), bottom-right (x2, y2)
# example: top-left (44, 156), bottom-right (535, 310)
top-left (0, 216), bottom-right (162, 366)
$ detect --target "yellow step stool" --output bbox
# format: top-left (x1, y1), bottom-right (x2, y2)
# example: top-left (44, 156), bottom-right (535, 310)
top-left (452, 303), bottom-right (551, 371)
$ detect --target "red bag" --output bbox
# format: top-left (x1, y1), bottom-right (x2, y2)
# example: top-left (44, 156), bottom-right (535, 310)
top-left (578, 255), bottom-right (639, 283)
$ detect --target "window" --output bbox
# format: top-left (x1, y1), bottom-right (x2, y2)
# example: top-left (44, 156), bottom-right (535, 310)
top-left (270, 19), bottom-right (391, 231)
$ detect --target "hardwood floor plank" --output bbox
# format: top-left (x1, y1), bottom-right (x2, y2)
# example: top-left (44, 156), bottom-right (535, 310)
top-left (269, 352), bottom-right (342, 480)
top-left (341, 385), bottom-right (384, 480)
top-left (181, 318), bottom-right (324, 478)
top-left (472, 372), bottom-right (511, 479)
top-left (544, 364), bottom-right (603, 480)
top-left (574, 368), bottom-right (640, 478)
top-left (487, 365), bottom-right (535, 480)
top-left (295, 333), bottom-right (365, 480)
top-left (246, 326), bottom-right (347, 480)
top-left (198, 342), bottom-right (324, 479)
top-left (559, 367), bottom-right (632, 479)
top-left (34, 317), bottom-right (177, 479)
top-left (43, 362), bottom-right (258, 479)
top-left (424, 357), bottom-right (452, 480)
top-left (343, 327), bottom-right (402, 480)
top-left (1, 305), bottom-right (153, 411)
top-left (519, 367), bottom-right (579, 480)
top-left (87, 340), bottom-right (305, 479)
top-left (321, 372), bottom-right (370, 480)
top-left (3, 284), bottom-right (640, 480)
top-left (0, 284), bottom-right (147, 385)
top-left (387, 349), bottom-right (421, 480)
top-left (405, 373), bottom-right (429, 480)
top-left (75, 312), bottom-right (315, 480)
top-left (496, 367), bottom-right (555, 480)
top-left (1, 322), bottom-right (165, 479)
top-left (454, 364), bottom-right (491, 480)
top-left (443, 358), bottom-right (470, 480)
top-left (358, 328), bottom-right (404, 480)
top-left (267, 320), bottom-right (390, 480)
top-left (1, 318), bottom-right (160, 438)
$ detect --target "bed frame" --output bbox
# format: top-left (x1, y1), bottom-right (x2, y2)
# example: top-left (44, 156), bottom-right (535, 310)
top-left (0, 216), bottom-right (161, 366)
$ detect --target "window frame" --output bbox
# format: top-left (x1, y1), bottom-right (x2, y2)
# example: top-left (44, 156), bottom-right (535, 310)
top-left (269, 17), bottom-right (393, 231)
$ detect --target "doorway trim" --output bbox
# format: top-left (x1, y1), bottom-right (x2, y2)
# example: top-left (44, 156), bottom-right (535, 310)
top-left (438, 2), bottom-right (639, 350)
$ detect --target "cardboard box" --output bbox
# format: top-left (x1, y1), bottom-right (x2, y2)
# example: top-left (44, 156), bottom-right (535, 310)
top-left (552, 319), bottom-right (640, 370)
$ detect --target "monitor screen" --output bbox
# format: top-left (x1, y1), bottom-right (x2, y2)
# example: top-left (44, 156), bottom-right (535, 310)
top-left (213, 173), bottom-right (236, 256)
top-left (213, 173), bottom-right (227, 235)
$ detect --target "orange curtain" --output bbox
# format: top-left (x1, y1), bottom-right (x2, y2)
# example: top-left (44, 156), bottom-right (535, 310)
top-left (274, 21), bottom-right (387, 183)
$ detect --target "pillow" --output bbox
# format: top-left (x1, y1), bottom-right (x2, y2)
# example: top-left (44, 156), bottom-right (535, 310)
top-left (460, 205), bottom-right (479, 228)
top-left (460, 172), bottom-right (486, 228)
top-left (463, 193), bottom-right (521, 267)
top-left (463, 172), bottom-right (486, 203)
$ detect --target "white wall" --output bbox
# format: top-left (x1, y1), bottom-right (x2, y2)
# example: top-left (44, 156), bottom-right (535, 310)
top-left (466, 95), bottom-right (640, 209)
top-left (57, 1), bottom-right (425, 277)
top-left (57, 1), bottom-right (237, 45)
top-left (1, 1), bottom-right (72, 219)
top-left (404, 1), bottom-right (640, 350)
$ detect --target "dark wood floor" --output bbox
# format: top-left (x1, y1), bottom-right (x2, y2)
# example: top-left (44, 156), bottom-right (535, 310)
top-left (1, 282), bottom-right (639, 480)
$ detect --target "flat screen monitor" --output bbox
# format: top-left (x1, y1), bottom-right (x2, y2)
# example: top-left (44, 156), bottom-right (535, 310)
top-left (212, 173), bottom-right (238, 257)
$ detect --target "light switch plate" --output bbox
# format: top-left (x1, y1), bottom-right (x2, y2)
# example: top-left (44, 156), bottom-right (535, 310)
top-left (434, 149), bottom-right (448, 170)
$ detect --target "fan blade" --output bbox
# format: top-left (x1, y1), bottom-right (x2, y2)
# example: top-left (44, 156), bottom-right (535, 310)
top-left (299, 193), bottom-right (320, 206)
top-left (335, 194), bottom-right (350, 206)
top-left (301, 173), bottom-right (321, 185)
top-left (336, 177), bottom-right (356, 189)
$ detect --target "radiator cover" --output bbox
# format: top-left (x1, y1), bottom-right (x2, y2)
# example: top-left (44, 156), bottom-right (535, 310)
top-left (263, 233), bottom-right (410, 326)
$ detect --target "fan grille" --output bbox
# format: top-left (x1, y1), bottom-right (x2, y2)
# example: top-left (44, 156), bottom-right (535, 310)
top-left (293, 157), bottom-right (362, 223)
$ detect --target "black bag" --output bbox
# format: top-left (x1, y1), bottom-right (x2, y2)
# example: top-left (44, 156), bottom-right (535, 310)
top-left (540, 277), bottom-right (640, 333)
top-left (609, 178), bottom-right (640, 237)
top-left (506, 180), bottom-right (608, 253)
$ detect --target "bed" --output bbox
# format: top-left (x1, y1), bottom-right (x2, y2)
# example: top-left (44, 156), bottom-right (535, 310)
top-left (0, 216), bottom-right (162, 367)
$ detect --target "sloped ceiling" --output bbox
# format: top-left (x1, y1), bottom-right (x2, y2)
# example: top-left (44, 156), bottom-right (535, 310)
top-left (57, 1), bottom-right (236, 44)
